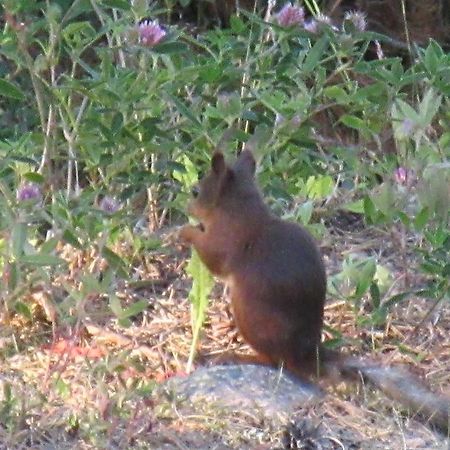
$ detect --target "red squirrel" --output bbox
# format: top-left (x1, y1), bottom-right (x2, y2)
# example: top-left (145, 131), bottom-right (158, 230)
top-left (179, 149), bottom-right (449, 433)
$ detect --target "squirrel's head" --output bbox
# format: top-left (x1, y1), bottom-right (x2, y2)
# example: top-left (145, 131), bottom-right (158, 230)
top-left (187, 150), bottom-right (257, 225)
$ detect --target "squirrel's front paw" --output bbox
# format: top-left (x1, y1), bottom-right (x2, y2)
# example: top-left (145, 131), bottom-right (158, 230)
top-left (178, 224), bottom-right (195, 243)
top-left (178, 223), bottom-right (204, 244)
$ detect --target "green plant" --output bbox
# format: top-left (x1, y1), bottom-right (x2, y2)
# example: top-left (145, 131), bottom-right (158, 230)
top-left (185, 250), bottom-right (213, 372)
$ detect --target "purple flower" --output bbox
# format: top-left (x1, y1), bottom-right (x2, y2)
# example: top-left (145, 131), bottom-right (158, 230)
top-left (100, 196), bottom-right (120, 214)
top-left (303, 19), bottom-right (318, 33)
top-left (138, 20), bottom-right (166, 47)
top-left (394, 167), bottom-right (409, 185)
top-left (343, 10), bottom-right (367, 32)
top-left (303, 19), bottom-right (319, 34)
top-left (316, 13), bottom-right (332, 26)
top-left (303, 14), bottom-right (334, 33)
top-left (276, 3), bottom-right (305, 27)
top-left (290, 114), bottom-right (302, 127)
top-left (400, 118), bottom-right (415, 137)
top-left (17, 182), bottom-right (41, 202)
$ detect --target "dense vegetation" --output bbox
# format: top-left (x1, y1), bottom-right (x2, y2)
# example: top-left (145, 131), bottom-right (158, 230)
top-left (0, 0), bottom-right (449, 447)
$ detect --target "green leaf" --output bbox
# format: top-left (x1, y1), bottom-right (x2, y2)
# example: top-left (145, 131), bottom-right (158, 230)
top-left (374, 263), bottom-right (392, 293)
top-left (340, 114), bottom-right (366, 131)
top-left (142, 238), bottom-right (162, 251)
top-left (198, 64), bottom-right (223, 83)
top-left (370, 281), bottom-right (381, 309)
top-left (109, 295), bottom-right (123, 317)
top-left (306, 175), bottom-right (334, 200)
top-left (322, 85), bottom-right (348, 103)
top-left (414, 207), bottom-right (430, 231)
top-left (418, 88), bottom-right (441, 127)
top-left (421, 261), bottom-right (441, 275)
top-left (439, 132), bottom-right (450, 148)
top-left (152, 42), bottom-right (189, 54)
top-left (342, 200), bottom-right (364, 214)
top-left (187, 250), bottom-right (213, 324)
top-left (55, 378), bottom-right (71, 397)
top-left (394, 99), bottom-right (419, 123)
top-left (9, 155), bottom-right (38, 165)
top-left (230, 16), bottom-right (246, 33)
top-left (63, 21), bottom-right (97, 49)
top-left (172, 154), bottom-right (198, 189)
top-left (20, 254), bottom-right (65, 266)
top-left (62, 229), bottom-right (83, 249)
top-left (363, 196), bottom-right (377, 223)
top-left (121, 299), bottom-right (148, 319)
top-left (423, 40), bottom-right (443, 74)
top-left (110, 296), bottom-right (147, 321)
top-left (442, 263), bottom-right (450, 278)
top-left (369, 307), bottom-right (388, 327)
top-left (118, 318), bottom-right (132, 327)
top-left (186, 250), bottom-right (213, 371)
top-left (382, 291), bottom-right (413, 309)
top-left (370, 183), bottom-right (395, 217)
top-left (303, 34), bottom-right (329, 73)
top-left (12, 223), bottom-right (27, 259)
top-left (166, 94), bottom-right (202, 129)
top-left (40, 237), bottom-right (59, 254)
top-left (354, 258), bottom-right (376, 299)
top-left (397, 211), bottom-right (410, 226)
top-left (111, 112), bottom-right (123, 135)
top-left (81, 274), bottom-right (102, 294)
top-left (0, 79), bottom-right (25, 101)
top-left (14, 301), bottom-right (33, 320)
top-left (23, 172), bottom-right (45, 183)
top-left (101, 246), bottom-right (128, 278)
top-left (101, 0), bottom-right (131, 9)
top-left (8, 262), bottom-right (19, 291)
top-left (297, 201), bottom-right (313, 225)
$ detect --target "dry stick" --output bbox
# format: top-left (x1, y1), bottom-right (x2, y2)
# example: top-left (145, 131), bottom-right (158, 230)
top-left (264, 0), bottom-right (276, 22)
top-left (147, 171), bottom-right (160, 231)
top-left (237, 1), bottom-right (256, 149)
top-left (39, 3), bottom-right (59, 174)
top-left (63, 128), bottom-right (74, 199)
top-left (135, 115), bottom-right (160, 231)
top-left (400, 0), bottom-right (413, 62)
top-left (39, 105), bottom-right (55, 174)
top-left (60, 97), bottom-right (89, 198)
top-left (158, 191), bottom-right (175, 229)
top-left (112, 8), bottom-right (127, 69)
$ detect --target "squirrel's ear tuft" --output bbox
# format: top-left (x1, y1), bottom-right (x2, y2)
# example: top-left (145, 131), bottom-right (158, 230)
top-left (235, 150), bottom-right (256, 175)
top-left (211, 151), bottom-right (226, 175)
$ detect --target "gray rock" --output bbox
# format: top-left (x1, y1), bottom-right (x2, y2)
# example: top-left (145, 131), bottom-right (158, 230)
top-left (158, 364), bottom-right (323, 418)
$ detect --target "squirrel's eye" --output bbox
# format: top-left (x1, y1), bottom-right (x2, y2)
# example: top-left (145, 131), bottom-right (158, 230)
top-left (191, 186), bottom-right (200, 198)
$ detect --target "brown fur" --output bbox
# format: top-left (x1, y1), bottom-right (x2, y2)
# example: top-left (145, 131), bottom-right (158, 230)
top-left (179, 150), bottom-right (449, 433)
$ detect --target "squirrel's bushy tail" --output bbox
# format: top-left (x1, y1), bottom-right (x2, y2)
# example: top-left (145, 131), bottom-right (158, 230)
top-left (324, 353), bottom-right (450, 434)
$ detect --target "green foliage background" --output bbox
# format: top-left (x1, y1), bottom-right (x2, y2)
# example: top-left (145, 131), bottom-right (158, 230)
top-left (0, 0), bottom-right (449, 339)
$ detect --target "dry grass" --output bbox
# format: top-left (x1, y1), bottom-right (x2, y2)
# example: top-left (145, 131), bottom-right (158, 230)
top-left (0, 220), bottom-right (449, 449)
